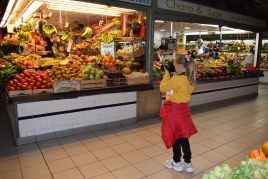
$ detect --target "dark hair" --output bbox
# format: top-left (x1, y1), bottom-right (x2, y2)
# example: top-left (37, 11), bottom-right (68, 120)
top-left (175, 55), bottom-right (197, 85)
top-left (159, 45), bottom-right (166, 50)
top-left (43, 36), bottom-right (53, 46)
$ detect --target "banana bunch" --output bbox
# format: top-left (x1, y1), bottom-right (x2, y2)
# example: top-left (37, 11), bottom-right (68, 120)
top-left (81, 27), bottom-right (92, 38)
top-left (91, 40), bottom-right (100, 48)
top-left (17, 31), bottom-right (31, 41)
top-left (20, 22), bottom-right (33, 32)
top-left (61, 32), bottom-right (72, 42)
top-left (100, 32), bottom-right (117, 44)
top-left (42, 24), bottom-right (57, 35)
top-left (178, 39), bottom-right (184, 45)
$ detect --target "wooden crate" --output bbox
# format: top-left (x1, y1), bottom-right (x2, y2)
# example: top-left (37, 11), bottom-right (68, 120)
top-left (33, 88), bottom-right (53, 95)
top-left (7, 89), bottom-right (32, 97)
top-left (80, 79), bottom-right (106, 90)
top-left (51, 80), bottom-right (81, 93)
top-left (126, 76), bottom-right (149, 86)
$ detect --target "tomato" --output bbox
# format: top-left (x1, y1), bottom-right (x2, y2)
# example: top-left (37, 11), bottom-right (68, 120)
top-left (40, 85), bottom-right (46, 89)
top-left (26, 78), bottom-right (32, 83)
top-left (31, 79), bottom-right (36, 84)
top-left (9, 87), bottom-right (15, 91)
top-left (36, 82), bottom-right (41, 88)
top-left (23, 82), bottom-right (28, 86)
top-left (15, 75), bottom-right (21, 81)
top-left (22, 85), bottom-right (27, 90)
top-left (35, 75), bottom-right (40, 79)
top-left (46, 83), bottom-right (52, 88)
top-left (36, 78), bottom-right (42, 82)
top-left (17, 83), bottom-right (22, 87)
top-left (20, 79), bottom-right (26, 83)
top-left (33, 86), bottom-right (37, 89)
top-left (29, 76), bottom-right (34, 80)
top-left (20, 74), bottom-right (25, 78)
top-left (9, 80), bottom-right (14, 85)
top-left (29, 83), bottom-right (35, 87)
top-left (42, 76), bottom-right (48, 80)
top-left (13, 79), bottom-right (18, 83)
top-left (16, 87), bottom-right (21, 90)
top-left (27, 86), bottom-right (32, 90)
top-left (7, 86), bottom-right (11, 91)
top-left (42, 80), bottom-right (47, 85)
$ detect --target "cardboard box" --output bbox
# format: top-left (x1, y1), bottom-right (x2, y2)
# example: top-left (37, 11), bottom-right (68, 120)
top-left (80, 79), bottom-right (106, 90)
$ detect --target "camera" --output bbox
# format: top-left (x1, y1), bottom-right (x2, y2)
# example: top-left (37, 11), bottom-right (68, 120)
top-left (161, 63), bottom-right (175, 73)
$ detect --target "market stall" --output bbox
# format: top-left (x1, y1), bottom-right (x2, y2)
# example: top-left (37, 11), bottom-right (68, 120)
top-left (0, 0), bottom-right (266, 145)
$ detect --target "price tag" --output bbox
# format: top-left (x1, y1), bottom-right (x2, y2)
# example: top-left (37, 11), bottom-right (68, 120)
top-left (67, 39), bottom-right (73, 52)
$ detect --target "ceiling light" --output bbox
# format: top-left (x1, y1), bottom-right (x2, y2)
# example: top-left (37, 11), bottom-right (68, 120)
top-left (160, 29), bottom-right (165, 31)
top-left (6, 0), bottom-right (23, 25)
top-left (48, 7), bottom-right (120, 16)
top-left (155, 20), bottom-right (164, 23)
top-left (0, 0), bottom-right (15, 27)
top-left (184, 27), bottom-right (190, 29)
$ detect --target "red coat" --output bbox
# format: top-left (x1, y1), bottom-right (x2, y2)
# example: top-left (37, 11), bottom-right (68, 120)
top-left (159, 101), bottom-right (197, 149)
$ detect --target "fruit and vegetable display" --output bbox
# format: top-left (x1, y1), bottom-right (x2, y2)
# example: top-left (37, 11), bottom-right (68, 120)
top-left (15, 54), bottom-right (42, 69)
top-left (81, 64), bottom-right (104, 80)
top-left (203, 141), bottom-right (268, 179)
top-left (43, 24), bottom-right (57, 35)
top-left (0, 64), bottom-right (19, 89)
top-left (6, 70), bottom-right (52, 91)
top-left (100, 32), bottom-right (117, 44)
top-left (46, 63), bottom-right (82, 81)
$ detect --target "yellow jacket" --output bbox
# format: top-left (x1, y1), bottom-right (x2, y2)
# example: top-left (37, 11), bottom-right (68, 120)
top-left (160, 72), bottom-right (195, 104)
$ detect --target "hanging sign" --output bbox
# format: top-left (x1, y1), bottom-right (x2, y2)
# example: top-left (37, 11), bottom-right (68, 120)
top-left (115, 0), bottom-right (151, 6)
top-left (157, 0), bottom-right (266, 28)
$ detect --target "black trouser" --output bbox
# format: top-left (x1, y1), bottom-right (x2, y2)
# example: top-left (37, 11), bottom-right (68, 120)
top-left (172, 138), bottom-right (191, 163)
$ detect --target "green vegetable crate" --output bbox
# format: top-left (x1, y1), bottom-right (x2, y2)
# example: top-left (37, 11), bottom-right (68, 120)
top-left (80, 79), bottom-right (106, 90)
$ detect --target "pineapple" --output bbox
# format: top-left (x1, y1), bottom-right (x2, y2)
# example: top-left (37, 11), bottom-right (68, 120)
top-left (115, 20), bottom-right (122, 38)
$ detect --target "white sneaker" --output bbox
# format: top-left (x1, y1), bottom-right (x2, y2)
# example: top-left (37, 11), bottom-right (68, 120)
top-left (164, 159), bottom-right (183, 172)
top-left (183, 162), bottom-right (193, 172)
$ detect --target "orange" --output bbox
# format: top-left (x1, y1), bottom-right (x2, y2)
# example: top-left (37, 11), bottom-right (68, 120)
top-left (262, 142), bottom-right (268, 156)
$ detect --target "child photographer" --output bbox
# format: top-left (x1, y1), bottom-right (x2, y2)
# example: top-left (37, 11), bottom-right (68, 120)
top-left (159, 55), bottom-right (197, 173)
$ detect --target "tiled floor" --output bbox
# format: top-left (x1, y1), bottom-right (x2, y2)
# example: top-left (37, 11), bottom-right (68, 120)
top-left (0, 84), bottom-right (268, 179)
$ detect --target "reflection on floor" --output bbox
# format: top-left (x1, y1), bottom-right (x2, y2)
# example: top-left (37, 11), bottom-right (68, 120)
top-left (0, 84), bottom-right (268, 179)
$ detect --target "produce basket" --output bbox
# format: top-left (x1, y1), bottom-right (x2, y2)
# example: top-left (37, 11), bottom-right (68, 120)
top-left (125, 72), bottom-right (149, 86)
top-left (80, 78), bottom-right (106, 90)
top-left (6, 88), bottom-right (33, 97)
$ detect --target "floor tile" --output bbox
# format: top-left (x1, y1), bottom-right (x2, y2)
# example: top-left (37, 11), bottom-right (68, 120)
top-left (196, 139), bottom-right (222, 149)
top-left (75, 132), bottom-right (99, 143)
top-left (78, 161), bottom-right (109, 178)
top-left (57, 136), bottom-right (81, 147)
top-left (220, 131), bottom-right (243, 140)
top-left (112, 165), bottom-right (145, 179)
top-left (191, 156), bottom-right (216, 171)
top-left (123, 124), bottom-right (144, 132)
top-left (232, 151), bottom-right (249, 162)
top-left (53, 168), bottom-right (84, 179)
top-left (93, 129), bottom-right (116, 139)
top-left (196, 130), bottom-right (217, 138)
top-left (134, 159), bottom-right (165, 176)
top-left (189, 134), bottom-right (206, 143)
top-left (63, 144), bottom-right (89, 156)
top-left (144, 135), bottom-right (163, 144)
top-left (101, 155), bottom-right (130, 171)
top-left (190, 143), bottom-right (211, 155)
top-left (0, 148), bottom-right (17, 162)
top-left (19, 152), bottom-right (45, 168)
top-left (16, 143), bottom-right (40, 157)
top-left (83, 139), bottom-right (108, 151)
top-left (0, 158), bottom-right (20, 173)
top-left (21, 163), bottom-right (50, 179)
top-left (91, 147), bottom-right (118, 160)
top-left (90, 172), bottom-right (117, 179)
top-left (152, 153), bottom-right (173, 166)
top-left (200, 150), bottom-right (228, 164)
top-left (147, 168), bottom-right (178, 179)
top-left (0, 169), bottom-right (22, 179)
top-left (132, 129), bottom-right (155, 137)
top-left (122, 150), bottom-right (149, 164)
top-left (36, 175), bottom-right (54, 179)
top-left (213, 145), bottom-right (240, 157)
top-left (210, 135), bottom-right (233, 144)
top-left (108, 126), bottom-right (131, 135)
top-left (147, 126), bottom-right (161, 135)
top-left (139, 145), bottom-right (166, 158)
top-left (101, 136), bottom-right (126, 146)
top-left (173, 168), bottom-right (202, 179)
top-left (218, 158), bottom-right (241, 169)
top-left (128, 138), bottom-right (153, 149)
top-left (225, 141), bottom-right (250, 151)
top-left (111, 143), bottom-right (137, 155)
top-left (38, 139), bottom-right (63, 152)
top-left (118, 133), bottom-right (141, 142)
top-left (42, 148), bottom-right (69, 162)
top-left (70, 151), bottom-right (98, 167)
top-left (47, 157), bottom-right (76, 173)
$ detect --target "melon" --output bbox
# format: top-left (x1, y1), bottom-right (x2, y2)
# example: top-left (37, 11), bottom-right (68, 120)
top-left (262, 142), bottom-right (268, 156)
top-left (125, 61), bottom-right (134, 69)
top-left (132, 62), bottom-right (140, 69)
top-left (122, 67), bottom-right (131, 75)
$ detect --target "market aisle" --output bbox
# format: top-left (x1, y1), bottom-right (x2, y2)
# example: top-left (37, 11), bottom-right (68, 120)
top-left (0, 85), bottom-right (268, 179)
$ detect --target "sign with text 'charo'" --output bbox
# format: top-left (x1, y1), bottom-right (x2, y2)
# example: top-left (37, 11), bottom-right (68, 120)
top-left (157, 0), bottom-right (266, 28)
top-left (116, 0), bottom-right (151, 6)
